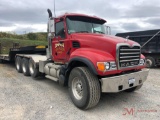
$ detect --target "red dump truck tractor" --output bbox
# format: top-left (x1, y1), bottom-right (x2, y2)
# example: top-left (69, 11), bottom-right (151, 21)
top-left (0, 9), bottom-right (149, 109)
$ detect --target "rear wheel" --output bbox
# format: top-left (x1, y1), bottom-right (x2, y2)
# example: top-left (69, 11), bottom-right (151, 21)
top-left (0, 59), bottom-right (3, 63)
top-left (15, 57), bottom-right (22, 73)
top-left (22, 58), bottom-right (30, 76)
top-left (146, 57), bottom-right (155, 68)
top-left (29, 59), bottom-right (40, 78)
top-left (68, 67), bottom-right (101, 110)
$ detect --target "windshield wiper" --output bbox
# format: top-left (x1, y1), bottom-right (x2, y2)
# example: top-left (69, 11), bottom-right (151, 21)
top-left (94, 30), bottom-right (105, 34)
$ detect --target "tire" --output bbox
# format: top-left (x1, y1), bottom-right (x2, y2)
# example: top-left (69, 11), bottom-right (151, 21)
top-left (29, 59), bottom-right (40, 78)
top-left (22, 58), bottom-right (30, 76)
top-left (146, 57), bottom-right (155, 68)
top-left (125, 84), bottom-right (143, 92)
top-left (68, 67), bottom-right (101, 110)
top-left (15, 57), bottom-right (22, 73)
top-left (0, 59), bottom-right (3, 63)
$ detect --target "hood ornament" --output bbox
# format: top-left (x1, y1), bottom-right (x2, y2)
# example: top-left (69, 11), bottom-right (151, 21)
top-left (125, 36), bottom-right (129, 42)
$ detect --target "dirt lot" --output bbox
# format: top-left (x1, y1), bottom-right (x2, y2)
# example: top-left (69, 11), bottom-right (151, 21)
top-left (0, 63), bottom-right (159, 120)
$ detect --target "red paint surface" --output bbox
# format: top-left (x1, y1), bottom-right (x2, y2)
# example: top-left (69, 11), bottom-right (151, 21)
top-left (52, 14), bottom-right (145, 76)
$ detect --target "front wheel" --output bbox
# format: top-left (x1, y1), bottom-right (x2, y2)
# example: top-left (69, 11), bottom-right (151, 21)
top-left (68, 67), bottom-right (101, 110)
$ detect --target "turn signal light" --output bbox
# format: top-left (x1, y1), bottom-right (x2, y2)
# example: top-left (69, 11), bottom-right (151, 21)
top-left (97, 62), bottom-right (105, 71)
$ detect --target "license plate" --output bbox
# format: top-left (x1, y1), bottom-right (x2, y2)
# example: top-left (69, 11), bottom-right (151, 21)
top-left (128, 78), bottom-right (135, 84)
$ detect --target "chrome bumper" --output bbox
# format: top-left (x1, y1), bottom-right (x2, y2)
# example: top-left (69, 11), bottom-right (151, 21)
top-left (100, 69), bottom-right (149, 93)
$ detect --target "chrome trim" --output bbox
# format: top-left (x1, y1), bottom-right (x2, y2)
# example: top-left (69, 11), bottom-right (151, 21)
top-left (120, 52), bottom-right (140, 55)
top-left (116, 43), bottom-right (141, 70)
top-left (120, 49), bottom-right (140, 51)
top-left (120, 56), bottom-right (140, 59)
top-left (97, 61), bottom-right (117, 72)
top-left (120, 59), bottom-right (139, 62)
top-left (109, 61), bottom-right (117, 70)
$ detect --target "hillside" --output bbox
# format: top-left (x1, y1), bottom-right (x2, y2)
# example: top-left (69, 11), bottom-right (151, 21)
top-left (0, 32), bottom-right (48, 54)
top-left (0, 32), bottom-right (47, 41)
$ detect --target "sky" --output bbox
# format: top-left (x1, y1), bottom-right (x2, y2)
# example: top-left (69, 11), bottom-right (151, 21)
top-left (0, 0), bottom-right (160, 35)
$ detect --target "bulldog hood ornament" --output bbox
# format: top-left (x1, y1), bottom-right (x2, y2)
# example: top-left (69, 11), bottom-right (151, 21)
top-left (125, 36), bottom-right (130, 42)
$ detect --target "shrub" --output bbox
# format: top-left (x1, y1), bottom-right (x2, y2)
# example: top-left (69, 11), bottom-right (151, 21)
top-left (27, 33), bottom-right (37, 40)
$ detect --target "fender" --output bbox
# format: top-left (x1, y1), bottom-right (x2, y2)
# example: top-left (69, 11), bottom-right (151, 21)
top-left (68, 57), bottom-right (98, 75)
top-left (69, 48), bottom-right (115, 75)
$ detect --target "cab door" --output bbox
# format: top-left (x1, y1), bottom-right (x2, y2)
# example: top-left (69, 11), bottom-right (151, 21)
top-left (52, 20), bottom-right (70, 63)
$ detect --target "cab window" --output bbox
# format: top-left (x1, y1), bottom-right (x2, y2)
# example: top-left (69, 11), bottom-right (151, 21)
top-left (55, 21), bottom-right (65, 38)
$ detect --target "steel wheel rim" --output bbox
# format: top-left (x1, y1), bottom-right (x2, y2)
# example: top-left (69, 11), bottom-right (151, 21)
top-left (22, 63), bottom-right (26, 73)
top-left (29, 61), bottom-right (34, 74)
top-left (16, 59), bottom-right (20, 70)
top-left (72, 77), bottom-right (83, 100)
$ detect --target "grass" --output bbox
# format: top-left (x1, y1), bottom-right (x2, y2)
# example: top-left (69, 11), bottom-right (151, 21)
top-left (0, 38), bottom-right (47, 54)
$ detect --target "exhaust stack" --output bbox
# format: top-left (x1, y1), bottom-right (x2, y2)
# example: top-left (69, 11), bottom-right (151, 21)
top-left (47, 9), bottom-right (55, 59)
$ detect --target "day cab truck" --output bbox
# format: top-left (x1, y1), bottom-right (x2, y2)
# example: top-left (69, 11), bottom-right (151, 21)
top-left (0, 9), bottom-right (149, 109)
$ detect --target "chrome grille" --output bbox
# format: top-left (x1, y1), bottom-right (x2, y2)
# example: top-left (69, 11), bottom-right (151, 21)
top-left (118, 45), bottom-right (141, 68)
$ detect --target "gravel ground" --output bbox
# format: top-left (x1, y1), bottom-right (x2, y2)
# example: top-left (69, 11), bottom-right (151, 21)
top-left (0, 63), bottom-right (159, 120)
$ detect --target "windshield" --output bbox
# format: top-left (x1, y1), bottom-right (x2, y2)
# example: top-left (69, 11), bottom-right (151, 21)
top-left (66, 16), bottom-right (106, 34)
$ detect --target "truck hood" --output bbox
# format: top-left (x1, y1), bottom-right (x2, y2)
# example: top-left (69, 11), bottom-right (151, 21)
top-left (71, 33), bottom-right (139, 58)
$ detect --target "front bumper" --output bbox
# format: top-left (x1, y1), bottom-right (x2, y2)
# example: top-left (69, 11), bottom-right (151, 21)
top-left (100, 69), bottom-right (149, 92)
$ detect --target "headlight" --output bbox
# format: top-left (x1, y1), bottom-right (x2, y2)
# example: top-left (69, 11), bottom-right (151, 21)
top-left (110, 62), bottom-right (117, 70)
top-left (139, 59), bottom-right (145, 65)
top-left (97, 61), bottom-right (117, 71)
top-left (105, 62), bottom-right (110, 70)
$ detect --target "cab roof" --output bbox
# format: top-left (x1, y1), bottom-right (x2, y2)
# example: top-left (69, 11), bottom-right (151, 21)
top-left (56, 13), bottom-right (107, 23)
